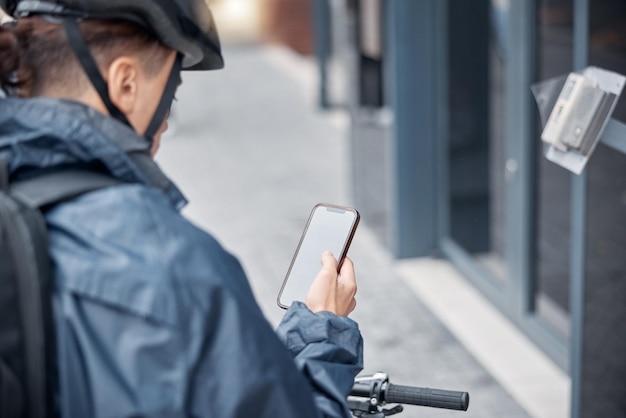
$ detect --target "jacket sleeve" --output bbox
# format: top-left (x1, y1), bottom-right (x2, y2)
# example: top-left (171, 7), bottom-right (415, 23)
top-left (184, 280), bottom-right (362, 418)
top-left (169, 217), bottom-right (363, 418)
top-left (276, 302), bottom-right (364, 417)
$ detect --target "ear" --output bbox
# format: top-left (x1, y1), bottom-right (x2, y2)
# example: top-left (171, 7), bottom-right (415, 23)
top-left (106, 56), bottom-right (140, 116)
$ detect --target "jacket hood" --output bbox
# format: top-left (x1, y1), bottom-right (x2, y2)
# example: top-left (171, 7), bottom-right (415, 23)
top-left (0, 97), bottom-right (186, 209)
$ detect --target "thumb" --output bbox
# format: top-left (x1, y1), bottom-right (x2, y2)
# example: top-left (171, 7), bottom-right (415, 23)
top-left (321, 250), bottom-right (338, 272)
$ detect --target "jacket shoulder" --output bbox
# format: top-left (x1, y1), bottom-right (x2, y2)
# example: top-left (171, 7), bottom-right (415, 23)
top-left (46, 183), bottom-right (252, 325)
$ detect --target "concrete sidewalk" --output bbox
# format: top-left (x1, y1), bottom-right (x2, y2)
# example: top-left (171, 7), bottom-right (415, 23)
top-left (156, 44), bottom-right (567, 418)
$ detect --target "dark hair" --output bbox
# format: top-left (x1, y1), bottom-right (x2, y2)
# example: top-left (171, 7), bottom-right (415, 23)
top-left (0, 17), bottom-right (171, 97)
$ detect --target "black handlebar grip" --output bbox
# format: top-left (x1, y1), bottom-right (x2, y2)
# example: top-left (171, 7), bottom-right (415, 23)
top-left (384, 384), bottom-right (469, 411)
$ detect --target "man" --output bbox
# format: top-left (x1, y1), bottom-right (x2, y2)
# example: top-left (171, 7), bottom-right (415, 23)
top-left (0, 1), bottom-right (363, 417)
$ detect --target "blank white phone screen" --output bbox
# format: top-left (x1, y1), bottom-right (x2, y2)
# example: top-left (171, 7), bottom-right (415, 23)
top-left (279, 205), bottom-right (358, 308)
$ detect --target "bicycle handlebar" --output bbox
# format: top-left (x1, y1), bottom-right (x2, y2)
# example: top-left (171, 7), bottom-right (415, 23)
top-left (384, 383), bottom-right (469, 410)
top-left (350, 373), bottom-right (469, 412)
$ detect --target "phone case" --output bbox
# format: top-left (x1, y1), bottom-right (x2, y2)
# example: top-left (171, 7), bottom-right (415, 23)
top-left (277, 203), bottom-right (360, 309)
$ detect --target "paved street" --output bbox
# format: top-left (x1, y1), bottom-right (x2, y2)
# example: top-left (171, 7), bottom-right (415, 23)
top-left (156, 44), bottom-right (545, 418)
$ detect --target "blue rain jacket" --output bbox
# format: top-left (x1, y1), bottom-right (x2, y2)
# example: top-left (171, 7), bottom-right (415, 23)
top-left (0, 97), bottom-right (363, 418)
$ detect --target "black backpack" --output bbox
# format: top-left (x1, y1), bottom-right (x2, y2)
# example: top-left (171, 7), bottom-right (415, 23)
top-left (0, 160), bottom-right (118, 418)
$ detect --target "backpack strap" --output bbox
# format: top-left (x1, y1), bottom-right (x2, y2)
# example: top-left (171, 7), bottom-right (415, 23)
top-left (1, 168), bottom-right (119, 418)
top-left (10, 170), bottom-right (121, 209)
top-left (0, 159), bottom-right (8, 192)
top-left (0, 359), bottom-right (23, 418)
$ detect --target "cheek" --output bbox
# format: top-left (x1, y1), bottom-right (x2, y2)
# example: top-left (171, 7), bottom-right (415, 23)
top-left (137, 87), bottom-right (166, 134)
top-left (157, 117), bottom-right (169, 136)
top-left (150, 136), bottom-right (161, 157)
top-left (149, 115), bottom-right (170, 157)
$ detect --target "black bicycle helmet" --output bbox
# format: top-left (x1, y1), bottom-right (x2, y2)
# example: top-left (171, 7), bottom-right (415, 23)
top-left (2, 0), bottom-right (224, 70)
top-left (1, 0), bottom-right (224, 140)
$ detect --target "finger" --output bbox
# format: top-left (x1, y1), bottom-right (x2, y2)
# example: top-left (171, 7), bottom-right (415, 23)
top-left (320, 250), bottom-right (338, 272)
top-left (338, 256), bottom-right (354, 276)
top-left (337, 257), bottom-right (356, 291)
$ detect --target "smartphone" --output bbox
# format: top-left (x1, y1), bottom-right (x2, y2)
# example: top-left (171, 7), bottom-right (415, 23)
top-left (277, 203), bottom-right (360, 309)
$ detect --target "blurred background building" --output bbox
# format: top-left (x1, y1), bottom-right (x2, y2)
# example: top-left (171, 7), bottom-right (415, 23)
top-left (210, 0), bottom-right (315, 53)
top-left (209, 1), bottom-right (626, 417)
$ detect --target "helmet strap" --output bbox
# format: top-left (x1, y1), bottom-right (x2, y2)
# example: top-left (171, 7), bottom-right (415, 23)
top-left (62, 18), bottom-right (132, 128)
top-left (144, 53), bottom-right (182, 142)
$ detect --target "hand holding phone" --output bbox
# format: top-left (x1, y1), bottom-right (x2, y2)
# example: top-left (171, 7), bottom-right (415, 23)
top-left (305, 250), bottom-right (357, 316)
top-left (277, 203), bottom-right (360, 312)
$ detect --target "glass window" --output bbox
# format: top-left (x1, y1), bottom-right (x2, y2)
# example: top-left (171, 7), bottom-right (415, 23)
top-left (579, 0), bottom-right (626, 414)
top-left (589, 0), bottom-right (626, 122)
top-left (581, 143), bottom-right (626, 417)
top-left (447, 0), bottom-right (508, 281)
